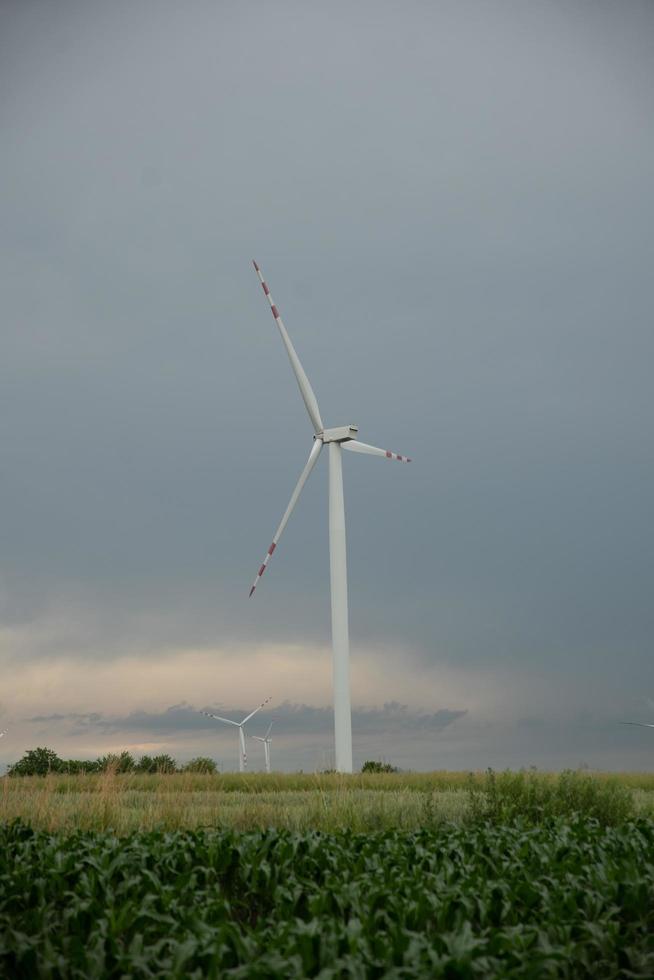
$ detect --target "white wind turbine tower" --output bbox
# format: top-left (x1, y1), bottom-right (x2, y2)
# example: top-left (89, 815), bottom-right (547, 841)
top-left (249, 261), bottom-right (412, 774)
top-left (202, 697), bottom-right (271, 772)
top-left (252, 722), bottom-right (274, 773)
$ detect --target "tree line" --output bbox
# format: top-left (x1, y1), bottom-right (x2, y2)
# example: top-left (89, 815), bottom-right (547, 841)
top-left (6, 748), bottom-right (399, 777)
top-left (6, 747), bottom-right (217, 776)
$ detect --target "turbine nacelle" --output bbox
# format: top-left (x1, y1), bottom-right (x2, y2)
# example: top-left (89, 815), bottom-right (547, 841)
top-left (319, 425), bottom-right (358, 444)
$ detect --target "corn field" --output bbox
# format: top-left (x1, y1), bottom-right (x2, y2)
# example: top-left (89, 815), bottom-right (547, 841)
top-left (2, 818), bottom-right (654, 978)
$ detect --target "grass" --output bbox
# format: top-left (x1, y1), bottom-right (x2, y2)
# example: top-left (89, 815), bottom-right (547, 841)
top-left (7, 768), bottom-right (654, 793)
top-left (1, 771), bottom-right (469, 832)
top-left (1, 769), bottom-right (652, 832)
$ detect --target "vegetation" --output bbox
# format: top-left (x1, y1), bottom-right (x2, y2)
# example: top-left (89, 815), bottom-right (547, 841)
top-left (6, 747), bottom-right (65, 777)
top-left (9, 748), bottom-right (654, 792)
top-left (361, 759), bottom-right (399, 773)
top-left (55, 758), bottom-right (100, 775)
top-left (2, 817), bottom-right (654, 977)
top-left (133, 753), bottom-right (178, 774)
top-left (6, 747), bottom-right (205, 777)
top-left (2, 768), bottom-right (652, 975)
top-left (0, 768), bottom-right (650, 834)
top-left (467, 767), bottom-right (635, 827)
top-left (96, 751), bottom-right (137, 774)
top-left (182, 756), bottom-right (218, 774)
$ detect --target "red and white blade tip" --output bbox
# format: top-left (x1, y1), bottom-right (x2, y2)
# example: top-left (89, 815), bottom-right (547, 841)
top-left (249, 542), bottom-right (277, 597)
top-left (386, 450), bottom-right (411, 462)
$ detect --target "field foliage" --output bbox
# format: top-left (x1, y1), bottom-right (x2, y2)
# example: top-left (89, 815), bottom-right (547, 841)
top-left (2, 817), bottom-right (654, 978)
top-left (0, 768), bottom-right (648, 833)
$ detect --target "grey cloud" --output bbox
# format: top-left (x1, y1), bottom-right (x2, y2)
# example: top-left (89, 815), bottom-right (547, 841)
top-left (32, 701), bottom-right (467, 738)
top-left (27, 712), bottom-right (102, 723)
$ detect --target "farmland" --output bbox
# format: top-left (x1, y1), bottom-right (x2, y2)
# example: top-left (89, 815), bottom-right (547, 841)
top-left (2, 771), bottom-right (654, 977)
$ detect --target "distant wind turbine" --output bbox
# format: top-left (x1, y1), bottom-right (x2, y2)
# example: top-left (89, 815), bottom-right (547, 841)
top-left (621, 721), bottom-right (654, 729)
top-left (252, 722), bottom-right (274, 773)
top-left (249, 261), bottom-right (412, 773)
top-left (202, 698), bottom-right (271, 772)
top-left (0, 730), bottom-right (6, 738)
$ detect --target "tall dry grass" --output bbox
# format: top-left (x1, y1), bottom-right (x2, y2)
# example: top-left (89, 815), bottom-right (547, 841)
top-left (0, 771), bottom-right (466, 832)
top-left (6, 768), bottom-right (654, 794)
top-left (1, 769), bottom-right (652, 833)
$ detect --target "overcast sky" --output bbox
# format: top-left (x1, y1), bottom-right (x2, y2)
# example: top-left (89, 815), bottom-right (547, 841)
top-left (1, 0), bottom-right (653, 771)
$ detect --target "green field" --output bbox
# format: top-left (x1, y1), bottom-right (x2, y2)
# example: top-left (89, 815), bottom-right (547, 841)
top-left (2, 819), bottom-right (654, 978)
top-left (2, 771), bottom-right (654, 977)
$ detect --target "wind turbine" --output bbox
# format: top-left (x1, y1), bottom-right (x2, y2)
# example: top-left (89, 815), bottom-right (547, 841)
top-left (249, 261), bottom-right (412, 773)
top-left (201, 697), bottom-right (271, 772)
top-left (0, 730), bottom-right (6, 738)
top-left (252, 722), bottom-right (274, 773)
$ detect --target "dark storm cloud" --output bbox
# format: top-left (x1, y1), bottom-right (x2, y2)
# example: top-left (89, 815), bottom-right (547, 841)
top-left (2, 0), bottom-right (654, 767)
top-left (29, 702), bottom-right (467, 738)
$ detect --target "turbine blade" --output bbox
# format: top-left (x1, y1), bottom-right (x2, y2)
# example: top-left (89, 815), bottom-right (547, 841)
top-left (241, 696), bottom-right (272, 726)
top-left (249, 439), bottom-right (323, 597)
top-left (342, 440), bottom-right (412, 463)
top-left (253, 261), bottom-right (324, 434)
top-left (251, 736), bottom-right (265, 742)
top-left (201, 711), bottom-right (240, 727)
top-left (621, 721), bottom-right (654, 728)
top-left (265, 722), bottom-right (274, 739)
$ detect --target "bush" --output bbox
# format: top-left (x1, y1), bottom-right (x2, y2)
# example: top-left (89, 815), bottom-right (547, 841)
top-left (467, 768), bottom-right (635, 827)
top-left (134, 755), bottom-right (157, 773)
top-left (151, 754), bottom-right (177, 774)
top-left (7, 747), bottom-right (63, 777)
top-left (361, 760), bottom-right (398, 774)
top-left (183, 757), bottom-right (217, 774)
top-left (96, 752), bottom-right (136, 774)
top-left (61, 759), bottom-right (100, 775)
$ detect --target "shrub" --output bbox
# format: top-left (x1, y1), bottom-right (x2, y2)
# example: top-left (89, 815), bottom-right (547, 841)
top-left (96, 751), bottom-right (136, 774)
top-left (61, 759), bottom-right (100, 774)
top-left (361, 760), bottom-right (398, 773)
top-left (135, 755), bottom-right (157, 773)
top-left (183, 757), bottom-right (218, 774)
top-left (467, 768), bottom-right (634, 827)
top-left (151, 754), bottom-right (177, 774)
